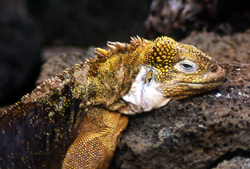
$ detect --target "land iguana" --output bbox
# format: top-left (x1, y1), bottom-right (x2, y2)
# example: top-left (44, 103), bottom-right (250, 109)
top-left (0, 36), bottom-right (225, 169)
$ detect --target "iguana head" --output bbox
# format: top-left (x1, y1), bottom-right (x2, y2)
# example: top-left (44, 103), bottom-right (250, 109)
top-left (122, 36), bottom-right (225, 114)
top-left (146, 36), bottom-right (225, 99)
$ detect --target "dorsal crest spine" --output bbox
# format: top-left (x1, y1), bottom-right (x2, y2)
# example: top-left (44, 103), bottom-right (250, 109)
top-left (106, 36), bottom-right (149, 54)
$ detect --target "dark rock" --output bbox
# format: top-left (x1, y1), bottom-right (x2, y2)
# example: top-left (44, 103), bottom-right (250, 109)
top-left (111, 62), bottom-right (250, 169)
top-left (145, 0), bottom-right (250, 40)
top-left (0, 0), bottom-right (43, 106)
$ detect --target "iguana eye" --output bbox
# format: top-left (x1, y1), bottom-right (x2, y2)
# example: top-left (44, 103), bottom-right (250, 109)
top-left (145, 70), bottom-right (153, 84)
top-left (181, 63), bottom-right (193, 70)
top-left (174, 60), bottom-right (197, 73)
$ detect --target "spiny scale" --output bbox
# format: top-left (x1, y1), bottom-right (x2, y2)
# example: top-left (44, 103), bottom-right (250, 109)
top-left (86, 36), bottom-right (148, 66)
top-left (75, 63), bottom-right (84, 69)
top-left (94, 48), bottom-right (109, 60)
top-left (106, 36), bottom-right (148, 54)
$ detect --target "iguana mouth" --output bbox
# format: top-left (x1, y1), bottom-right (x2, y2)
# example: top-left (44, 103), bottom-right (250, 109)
top-left (162, 80), bottom-right (224, 99)
top-left (179, 81), bottom-right (223, 89)
top-left (178, 73), bottom-right (225, 87)
top-left (185, 81), bottom-right (223, 86)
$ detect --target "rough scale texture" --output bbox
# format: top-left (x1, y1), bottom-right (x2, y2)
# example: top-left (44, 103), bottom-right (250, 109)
top-left (0, 36), bottom-right (225, 168)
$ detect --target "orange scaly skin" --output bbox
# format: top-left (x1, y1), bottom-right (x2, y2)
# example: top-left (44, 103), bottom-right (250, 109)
top-left (0, 36), bottom-right (225, 168)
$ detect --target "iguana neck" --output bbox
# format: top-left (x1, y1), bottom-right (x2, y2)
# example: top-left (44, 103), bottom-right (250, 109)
top-left (81, 46), bottom-right (150, 112)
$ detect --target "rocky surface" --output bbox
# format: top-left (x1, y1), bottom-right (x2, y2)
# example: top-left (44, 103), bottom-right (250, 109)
top-left (111, 62), bottom-right (250, 169)
top-left (145, 0), bottom-right (250, 40)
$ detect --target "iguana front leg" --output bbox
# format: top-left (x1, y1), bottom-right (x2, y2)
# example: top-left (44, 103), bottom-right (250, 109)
top-left (62, 108), bottom-right (128, 169)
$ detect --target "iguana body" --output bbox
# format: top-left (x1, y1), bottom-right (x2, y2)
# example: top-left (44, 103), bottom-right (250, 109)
top-left (0, 36), bottom-right (225, 168)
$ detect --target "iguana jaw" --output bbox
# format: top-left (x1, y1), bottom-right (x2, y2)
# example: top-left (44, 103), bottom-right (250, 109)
top-left (162, 81), bottom-right (224, 100)
top-left (160, 64), bottom-right (225, 99)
